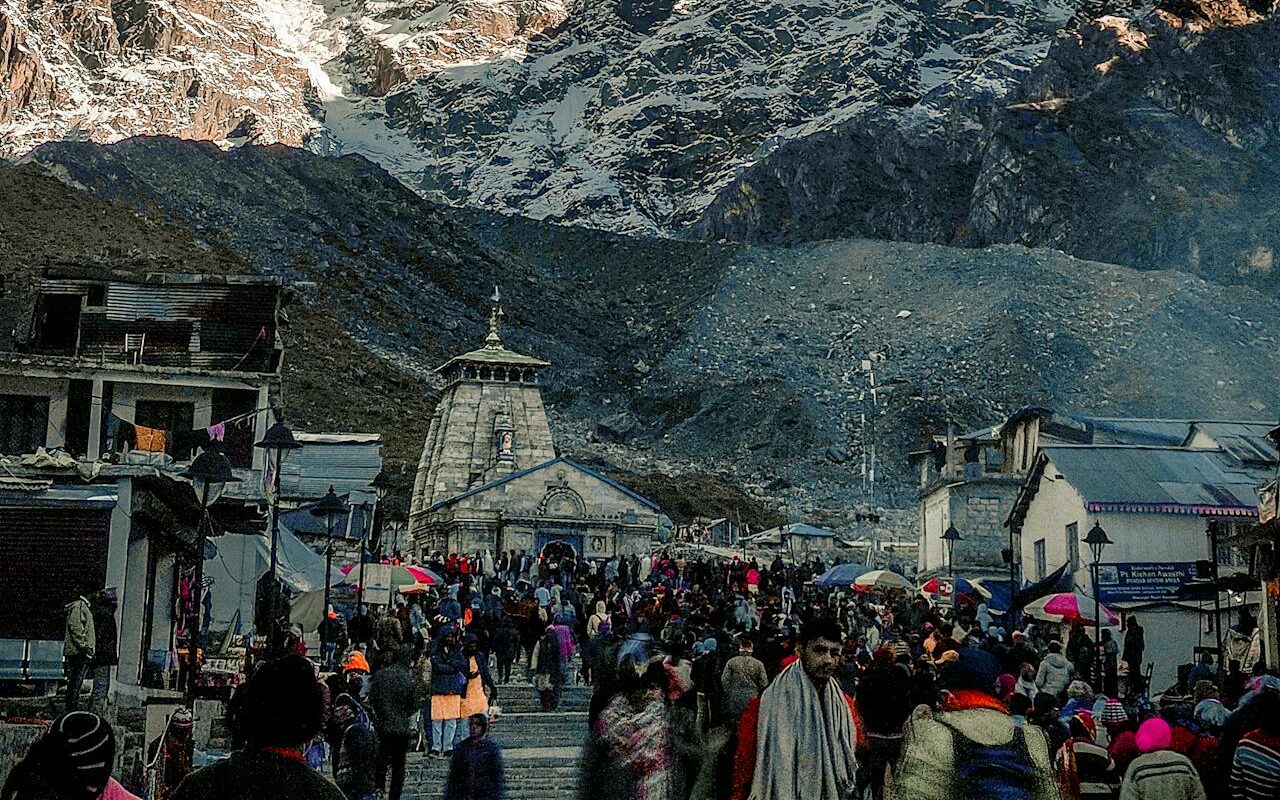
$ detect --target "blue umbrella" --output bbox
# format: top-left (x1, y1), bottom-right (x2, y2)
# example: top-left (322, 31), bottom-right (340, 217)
top-left (814, 563), bottom-right (872, 586)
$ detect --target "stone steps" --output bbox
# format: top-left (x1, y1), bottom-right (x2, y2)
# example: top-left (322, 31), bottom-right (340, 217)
top-left (494, 683), bottom-right (590, 714)
top-left (404, 748), bottom-right (580, 800)
top-left (488, 712), bottom-right (587, 749)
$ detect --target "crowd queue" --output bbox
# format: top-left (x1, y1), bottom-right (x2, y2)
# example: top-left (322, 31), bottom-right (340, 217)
top-left (4, 548), bottom-right (1280, 800)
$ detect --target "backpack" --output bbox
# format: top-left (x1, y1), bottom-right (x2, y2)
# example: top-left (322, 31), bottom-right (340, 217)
top-left (937, 720), bottom-right (1038, 800)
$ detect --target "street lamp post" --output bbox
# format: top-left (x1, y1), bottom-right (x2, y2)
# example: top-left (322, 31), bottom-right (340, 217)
top-left (180, 449), bottom-right (239, 706)
top-left (371, 470), bottom-right (394, 558)
top-left (357, 500), bottom-right (375, 608)
top-left (1009, 522), bottom-right (1020, 630)
top-left (1207, 519), bottom-right (1224, 660)
top-left (1084, 520), bottom-right (1113, 683)
top-left (942, 524), bottom-right (962, 581)
top-left (311, 486), bottom-right (346, 669)
top-left (254, 420), bottom-right (300, 651)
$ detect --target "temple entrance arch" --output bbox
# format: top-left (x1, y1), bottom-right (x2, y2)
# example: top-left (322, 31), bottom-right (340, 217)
top-left (535, 533), bottom-right (582, 571)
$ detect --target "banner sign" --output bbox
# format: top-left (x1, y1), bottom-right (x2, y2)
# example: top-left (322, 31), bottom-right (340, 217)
top-left (1095, 562), bottom-right (1196, 603)
top-left (361, 563), bottom-right (393, 605)
top-left (1261, 481), bottom-right (1276, 524)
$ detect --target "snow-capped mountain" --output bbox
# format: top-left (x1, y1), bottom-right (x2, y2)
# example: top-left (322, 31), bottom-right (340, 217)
top-left (337, 0), bottom-right (1090, 234)
top-left (2, 0), bottom-right (1092, 235)
top-left (0, 0), bottom-right (321, 152)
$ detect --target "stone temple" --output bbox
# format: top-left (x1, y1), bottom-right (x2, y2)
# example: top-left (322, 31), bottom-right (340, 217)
top-left (408, 302), bottom-right (659, 562)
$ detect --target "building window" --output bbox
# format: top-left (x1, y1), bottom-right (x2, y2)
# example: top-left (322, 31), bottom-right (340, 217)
top-left (134, 400), bottom-right (195, 461)
top-left (1034, 538), bottom-right (1047, 582)
top-left (1066, 522), bottom-right (1079, 573)
top-left (0, 395), bottom-right (49, 455)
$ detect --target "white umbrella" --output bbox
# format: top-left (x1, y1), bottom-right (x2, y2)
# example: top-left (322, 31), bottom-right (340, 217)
top-left (853, 569), bottom-right (914, 591)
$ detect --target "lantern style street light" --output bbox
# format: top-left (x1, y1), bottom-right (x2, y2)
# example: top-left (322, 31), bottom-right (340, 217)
top-left (254, 420), bottom-right (300, 645)
top-left (371, 470), bottom-right (394, 557)
top-left (1084, 520), bottom-right (1113, 677)
top-left (311, 486), bottom-right (347, 669)
top-left (180, 449), bottom-right (239, 705)
top-left (941, 523), bottom-right (963, 584)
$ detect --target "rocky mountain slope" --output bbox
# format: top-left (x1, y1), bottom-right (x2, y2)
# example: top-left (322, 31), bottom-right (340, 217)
top-left (16, 138), bottom-right (1280, 525)
top-left (969, 2), bottom-right (1280, 287)
top-left (347, 0), bottom-right (1089, 234)
top-left (0, 0), bottom-right (319, 154)
top-left (701, 1), bottom-right (1280, 293)
top-left (3, 1), bottom-right (1098, 235)
top-left (8, 0), bottom-right (1276, 293)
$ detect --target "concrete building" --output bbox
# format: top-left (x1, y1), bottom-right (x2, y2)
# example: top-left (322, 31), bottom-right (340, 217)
top-left (1007, 439), bottom-right (1273, 692)
top-left (913, 425), bottom-right (1023, 580)
top-left (0, 269), bottom-right (285, 697)
top-left (409, 303), bottom-right (659, 561)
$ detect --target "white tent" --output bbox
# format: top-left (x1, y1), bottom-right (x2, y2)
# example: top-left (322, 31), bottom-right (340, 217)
top-left (204, 524), bottom-right (329, 636)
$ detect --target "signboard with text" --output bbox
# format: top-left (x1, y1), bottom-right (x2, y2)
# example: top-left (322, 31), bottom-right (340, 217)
top-left (1095, 562), bottom-right (1196, 603)
top-left (361, 563), bottom-right (393, 605)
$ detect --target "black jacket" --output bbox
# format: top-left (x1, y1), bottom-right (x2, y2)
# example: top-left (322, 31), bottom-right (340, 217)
top-left (91, 601), bottom-right (119, 666)
top-left (444, 735), bottom-right (505, 800)
top-left (369, 662), bottom-right (425, 736)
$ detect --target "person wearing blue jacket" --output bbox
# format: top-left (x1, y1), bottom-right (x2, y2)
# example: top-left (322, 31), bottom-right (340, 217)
top-left (444, 714), bottom-right (505, 800)
top-left (430, 625), bottom-right (470, 757)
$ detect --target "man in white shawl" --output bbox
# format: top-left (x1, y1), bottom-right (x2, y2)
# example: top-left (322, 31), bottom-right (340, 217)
top-left (732, 618), bottom-right (862, 800)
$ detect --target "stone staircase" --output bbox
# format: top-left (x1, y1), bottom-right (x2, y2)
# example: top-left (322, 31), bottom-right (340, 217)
top-left (403, 682), bottom-right (590, 800)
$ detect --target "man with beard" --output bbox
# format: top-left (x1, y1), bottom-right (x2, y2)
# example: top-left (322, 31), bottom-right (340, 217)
top-left (730, 618), bottom-right (863, 800)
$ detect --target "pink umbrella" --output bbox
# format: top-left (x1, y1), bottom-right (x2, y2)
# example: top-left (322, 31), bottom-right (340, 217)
top-left (336, 563), bottom-right (442, 588)
top-left (1023, 591), bottom-right (1119, 626)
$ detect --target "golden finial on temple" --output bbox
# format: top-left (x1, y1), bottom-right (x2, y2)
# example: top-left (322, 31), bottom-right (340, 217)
top-left (485, 285), bottom-right (504, 347)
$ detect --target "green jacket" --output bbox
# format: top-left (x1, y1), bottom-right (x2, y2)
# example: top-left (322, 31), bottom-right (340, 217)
top-left (65, 596), bottom-right (95, 660)
top-left (887, 704), bottom-right (1058, 800)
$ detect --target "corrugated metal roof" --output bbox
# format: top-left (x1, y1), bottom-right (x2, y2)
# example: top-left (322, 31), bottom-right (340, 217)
top-left (1066, 415), bottom-right (1191, 446)
top-left (1044, 445), bottom-right (1266, 513)
top-left (1186, 422), bottom-right (1278, 466)
top-left (294, 433), bottom-right (383, 445)
top-left (0, 486), bottom-right (118, 507)
top-left (758, 523), bottom-right (839, 538)
top-left (278, 438), bottom-right (382, 501)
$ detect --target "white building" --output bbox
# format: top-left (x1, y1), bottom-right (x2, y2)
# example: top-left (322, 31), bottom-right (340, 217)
top-left (1008, 440), bottom-right (1271, 692)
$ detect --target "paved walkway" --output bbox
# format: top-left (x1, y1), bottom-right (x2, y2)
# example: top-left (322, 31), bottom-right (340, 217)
top-left (402, 681), bottom-right (588, 800)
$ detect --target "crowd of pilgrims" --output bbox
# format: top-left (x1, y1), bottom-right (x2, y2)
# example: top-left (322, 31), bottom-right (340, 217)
top-left (322, 548), bottom-right (1280, 800)
top-left (5, 548), bottom-right (1280, 800)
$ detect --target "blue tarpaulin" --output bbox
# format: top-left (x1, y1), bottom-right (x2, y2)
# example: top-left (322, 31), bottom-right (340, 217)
top-left (814, 563), bottom-right (872, 586)
top-left (979, 579), bottom-right (1015, 613)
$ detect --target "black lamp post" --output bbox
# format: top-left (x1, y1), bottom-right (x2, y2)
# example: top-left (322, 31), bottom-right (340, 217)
top-left (941, 524), bottom-right (962, 587)
top-left (254, 420), bottom-right (300, 648)
top-left (180, 449), bottom-right (239, 705)
top-left (371, 470), bottom-right (394, 558)
top-left (311, 486), bottom-right (346, 668)
top-left (359, 500), bottom-right (377, 607)
top-left (1084, 520), bottom-right (1113, 677)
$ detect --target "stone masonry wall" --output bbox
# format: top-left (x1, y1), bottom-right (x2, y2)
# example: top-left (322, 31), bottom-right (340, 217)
top-left (948, 479), bottom-right (1021, 573)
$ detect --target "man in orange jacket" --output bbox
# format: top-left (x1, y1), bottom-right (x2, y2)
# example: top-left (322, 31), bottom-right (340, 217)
top-left (731, 618), bottom-right (864, 800)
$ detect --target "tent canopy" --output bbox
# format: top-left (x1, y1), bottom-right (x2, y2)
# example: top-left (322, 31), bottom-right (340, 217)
top-left (204, 523), bottom-right (329, 634)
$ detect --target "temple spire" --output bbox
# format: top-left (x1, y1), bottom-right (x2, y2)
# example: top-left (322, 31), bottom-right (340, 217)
top-left (485, 285), bottom-right (504, 349)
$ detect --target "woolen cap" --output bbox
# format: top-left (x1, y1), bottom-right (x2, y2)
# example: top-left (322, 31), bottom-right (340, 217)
top-left (1100, 698), bottom-right (1128, 724)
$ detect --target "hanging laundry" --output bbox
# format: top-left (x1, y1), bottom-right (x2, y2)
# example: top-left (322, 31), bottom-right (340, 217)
top-left (207, 422), bottom-right (226, 441)
top-left (134, 425), bottom-right (167, 453)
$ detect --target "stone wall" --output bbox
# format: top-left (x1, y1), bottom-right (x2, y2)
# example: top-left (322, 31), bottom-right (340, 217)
top-left (0, 721), bottom-right (51, 786)
top-left (421, 459), bottom-right (658, 560)
top-left (949, 481), bottom-right (1020, 573)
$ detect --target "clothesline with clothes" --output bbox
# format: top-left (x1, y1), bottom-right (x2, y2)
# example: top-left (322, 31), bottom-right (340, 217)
top-left (106, 405), bottom-right (272, 454)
